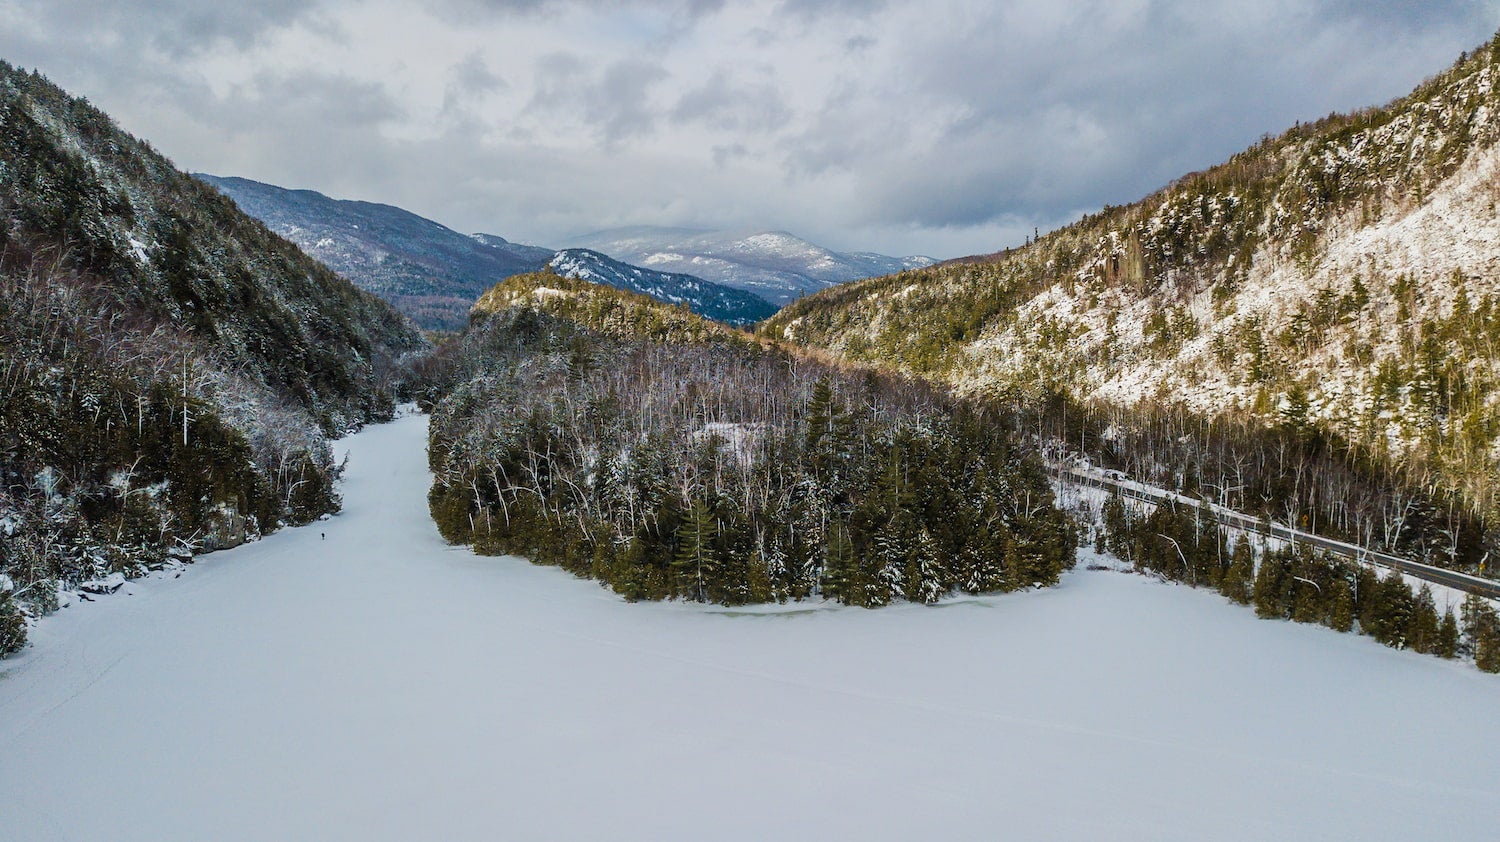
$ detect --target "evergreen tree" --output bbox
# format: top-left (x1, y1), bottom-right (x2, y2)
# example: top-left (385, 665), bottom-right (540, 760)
top-left (745, 549), bottom-right (773, 603)
top-left (1353, 566), bottom-right (1381, 632)
top-left (1328, 578), bottom-right (1355, 632)
top-left (1369, 569), bottom-right (1415, 648)
top-left (1101, 492), bottom-right (1130, 557)
top-left (1462, 593), bottom-right (1500, 673)
top-left (1405, 585), bottom-right (1440, 654)
top-left (673, 497), bottom-right (718, 602)
top-left (1436, 608), bottom-right (1460, 659)
top-left (1219, 536), bottom-right (1254, 605)
top-left (868, 514), bottom-right (909, 607)
top-left (908, 526), bottom-right (946, 604)
top-left (1253, 551), bottom-right (1284, 619)
top-left (959, 519), bottom-right (1006, 594)
top-left (0, 589), bottom-right (26, 657)
top-left (1290, 555), bottom-right (1322, 624)
top-left (822, 519), bottom-right (856, 604)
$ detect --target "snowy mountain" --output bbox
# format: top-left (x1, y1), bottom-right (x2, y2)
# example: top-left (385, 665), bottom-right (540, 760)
top-left (470, 232), bottom-right (557, 265)
top-left (196, 175), bottom-right (555, 331)
top-left (565, 226), bottom-right (936, 305)
top-left (547, 248), bottom-right (776, 326)
top-left (197, 178), bottom-right (781, 330)
top-left (764, 34), bottom-right (1500, 540)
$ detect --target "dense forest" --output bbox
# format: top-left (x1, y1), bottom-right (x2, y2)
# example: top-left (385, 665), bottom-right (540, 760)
top-left (1027, 396), bottom-right (1491, 572)
top-left (425, 274), bottom-right (1076, 605)
top-left (0, 63), bottom-right (424, 654)
top-left (1091, 491), bottom-right (1500, 671)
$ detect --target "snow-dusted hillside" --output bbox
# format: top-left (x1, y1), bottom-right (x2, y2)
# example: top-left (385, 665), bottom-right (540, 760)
top-left (2, 413), bottom-right (1496, 840)
top-left (765, 34), bottom-right (1500, 527)
top-left (567, 226), bottom-right (936, 305)
top-left (548, 248), bottom-right (777, 326)
top-left (197, 175), bottom-right (555, 331)
top-left (469, 232), bottom-right (557, 265)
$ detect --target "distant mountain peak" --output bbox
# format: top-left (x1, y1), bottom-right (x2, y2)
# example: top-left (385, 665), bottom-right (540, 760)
top-left (563, 226), bottom-right (935, 305)
top-left (546, 248), bottom-right (776, 326)
top-left (195, 177), bottom-right (781, 330)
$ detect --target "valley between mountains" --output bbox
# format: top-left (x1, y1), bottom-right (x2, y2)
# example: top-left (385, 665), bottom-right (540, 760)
top-left (2, 412), bottom-right (1496, 841)
top-left (5, 13), bottom-right (1500, 842)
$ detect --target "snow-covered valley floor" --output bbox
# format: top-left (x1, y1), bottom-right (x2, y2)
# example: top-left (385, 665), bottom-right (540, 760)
top-left (2, 413), bottom-right (1497, 841)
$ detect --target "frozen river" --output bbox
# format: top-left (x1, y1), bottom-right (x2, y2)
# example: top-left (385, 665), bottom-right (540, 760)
top-left (2, 412), bottom-right (1496, 840)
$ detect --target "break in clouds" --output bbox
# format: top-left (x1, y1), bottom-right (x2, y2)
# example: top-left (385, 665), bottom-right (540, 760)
top-left (2, 0), bottom-right (1497, 257)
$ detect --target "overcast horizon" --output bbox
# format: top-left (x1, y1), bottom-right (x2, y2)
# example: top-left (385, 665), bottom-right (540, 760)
top-left (3, 1), bottom-right (1498, 259)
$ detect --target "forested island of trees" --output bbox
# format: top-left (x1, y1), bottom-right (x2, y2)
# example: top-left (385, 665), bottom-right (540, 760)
top-left (424, 274), bottom-right (1076, 606)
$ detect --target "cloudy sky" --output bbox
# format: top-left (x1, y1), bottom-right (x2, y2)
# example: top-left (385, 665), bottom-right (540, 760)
top-left (3, 1), bottom-right (1497, 258)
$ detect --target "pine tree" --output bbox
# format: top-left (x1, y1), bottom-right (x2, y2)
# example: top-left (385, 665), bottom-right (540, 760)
top-left (868, 515), bottom-right (909, 606)
top-left (1253, 551), bottom-right (1284, 619)
top-left (1369, 569), bottom-right (1415, 648)
top-left (822, 519), bottom-right (856, 604)
top-left (0, 589), bottom-right (26, 657)
top-left (1405, 585), bottom-right (1440, 654)
top-left (960, 519), bottom-right (1005, 594)
top-left (1462, 593), bottom-right (1500, 673)
top-left (1219, 536), bottom-right (1254, 605)
top-left (745, 549), bottom-right (773, 604)
top-left (1353, 566), bottom-right (1381, 632)
top-left (673, 497), bottom-right (718, 602)
top-left (1290, 558), bottom-right (1322, 624)
top-left (909, 526), bottom-right (946, 604)
top-left (1328, 578), bottom-right (1355, 632)
top-left (1101, 492), bottom-right (1129, 557)
top-left (1436, 608), bottom-right (1460, 659)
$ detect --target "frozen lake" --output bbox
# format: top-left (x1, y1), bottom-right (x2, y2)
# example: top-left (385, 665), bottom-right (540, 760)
top-left (2, 412), bottom-right (1496, 840)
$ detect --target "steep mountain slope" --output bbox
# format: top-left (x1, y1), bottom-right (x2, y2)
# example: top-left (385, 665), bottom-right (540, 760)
top-left (765, 35), bottom-right (1500, 534)
top-left (470, 232), bottom-right (558, 265)
top-left (0, 62), bottom-right (423, 652)
top-left (547, 248), bottom-right (776, 326)
top-left (197, 175), bottom-right (554, 331)
top-left (566, 226), bottom-right (936, 305)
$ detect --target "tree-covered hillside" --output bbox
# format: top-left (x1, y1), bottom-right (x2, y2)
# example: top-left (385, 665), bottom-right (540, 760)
top-left (198, 175), bottom-right (555, 332)
top-left (0, 62), bottom-right (425, 654)
top-left (763, 34), bottom-right (1500, 572)
top-left (470, 270), bottom-right (759, 346)
top-left (427, 277), bottom-right (1074, 606)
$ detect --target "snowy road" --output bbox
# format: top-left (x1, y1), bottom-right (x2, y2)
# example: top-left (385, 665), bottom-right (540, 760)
top-left (1056, 466), bottom-right (1500, 599)
top-left (2, 413), bottom-right (1497, 841)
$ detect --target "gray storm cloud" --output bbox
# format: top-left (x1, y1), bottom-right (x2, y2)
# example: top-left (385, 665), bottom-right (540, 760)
top-left (0, 0), bottom-right (1496, 257)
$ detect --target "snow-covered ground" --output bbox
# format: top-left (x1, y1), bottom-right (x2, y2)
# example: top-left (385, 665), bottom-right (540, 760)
top-left (2, 414), bottom-right (1497, 841)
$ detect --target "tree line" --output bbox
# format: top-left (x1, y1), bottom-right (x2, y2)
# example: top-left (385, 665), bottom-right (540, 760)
top-left (1032, 394), bottom-right (1493, 575)
top-left (425, 304), bottom-right (1076, 606)
top-left (1094, 491), bottom-right (1500, 672)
